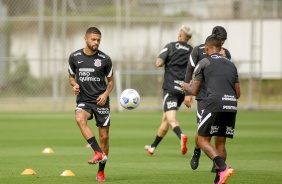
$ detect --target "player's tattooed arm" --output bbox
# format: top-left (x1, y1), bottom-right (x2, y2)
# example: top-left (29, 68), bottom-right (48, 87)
top-left (182, 80), bottom-right (202, 96)
top-left (155, 58), bottom-right (165, 67)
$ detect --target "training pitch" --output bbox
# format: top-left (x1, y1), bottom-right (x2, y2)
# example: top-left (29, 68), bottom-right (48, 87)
top-left (0, 110), bottom-right (282, 184)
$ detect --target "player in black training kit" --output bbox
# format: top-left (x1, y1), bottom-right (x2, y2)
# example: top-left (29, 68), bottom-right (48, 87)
top-left (184, 26), bottom-right (232, 172)
top-left (182, 34), bottom-right (240, 184)
top-left (68, 27), bottom-right (114, 182)
top-left (145, 26), bottom-right (193, 156)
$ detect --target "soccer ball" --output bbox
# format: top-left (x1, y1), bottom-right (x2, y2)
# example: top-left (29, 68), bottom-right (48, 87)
top-left (119, 89), bottom-right (140, 110)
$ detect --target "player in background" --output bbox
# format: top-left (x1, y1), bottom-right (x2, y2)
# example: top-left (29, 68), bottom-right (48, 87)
top-left (184, 26), bottom-right (232, 172)
top-left (68, 27), bottom-right (114, 182)
top-left (145, 26), bottom-right (193, 156)
top-left (182, 34), bottom-right (240, 184)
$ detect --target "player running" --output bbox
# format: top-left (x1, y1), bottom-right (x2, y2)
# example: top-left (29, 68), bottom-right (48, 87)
top-left (145, 26), bottom-right (193, 156)
top-left (182, 34), bottom-right (240, 184)
top-left (68, 27), bottom-right (114, 182)
top-left (184, 26), bottom-right (232, 172)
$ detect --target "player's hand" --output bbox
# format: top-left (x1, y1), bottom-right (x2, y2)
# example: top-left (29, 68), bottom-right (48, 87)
top-left (181, 82), bottom-right (190, 92)
top-left (72, 84), bottom-right (80, 95)
top-left (97, 93), bottom-right (107, 106)
top-left (184, 95), bottom-right (193, 108)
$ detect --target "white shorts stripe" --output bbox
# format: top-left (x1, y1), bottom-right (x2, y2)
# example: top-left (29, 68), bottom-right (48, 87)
top-left (163, 93), bottom-right (169, 108)
top-left (103, 114), bottom-right (110, 126)
top-left (198, 112), bottom-right (211, 130)
top-left (197, 110), bottom-right (202, 119)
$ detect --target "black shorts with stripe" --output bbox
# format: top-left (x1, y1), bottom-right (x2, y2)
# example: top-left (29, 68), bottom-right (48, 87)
top-left (198, 111), bottom-right (236, 138)
top-left (196, 100), bottom-right (205, 124)
top-left (75, 101), bottom-right (110, 127)
top-left (163, 90), bottom-right (184, 112)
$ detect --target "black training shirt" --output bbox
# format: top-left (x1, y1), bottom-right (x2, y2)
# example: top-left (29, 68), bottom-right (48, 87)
top-left (158, 41), bottom-right (193, 93)
top-left (185, 43), bottom-right (231, 99)
top-left (68, 49), bottom-right (113, 103)
top-left (194, 53), bottom-right (239, 112)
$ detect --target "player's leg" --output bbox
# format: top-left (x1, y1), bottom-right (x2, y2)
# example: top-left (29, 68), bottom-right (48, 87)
top-left (92, 103), bottom-right (111, 182)
top-left (96, 126), bottom-right (109, 182)
top-left (190, 101), bottom-right (204, 170)
top-left (198, 112), bottom-right (234, 184)
top-left (145, 112), bottom-right (169, 155)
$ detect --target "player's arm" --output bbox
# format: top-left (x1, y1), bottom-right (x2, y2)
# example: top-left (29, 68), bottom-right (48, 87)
top-left (235, 83), bottom-right (241, 99)
top-left (97, 76), bottom-right (114, 106)
top-left (234, 64), bottom-right (240, 99)
top-left (156, 58), bottom-right (165, 67)
top-left (182, 80), bottom-right (202, 96)
top-left (156, 44), bottom-right (170, 67)
top-left (68, 55), bottom-right (80, 95)
top-left (183, 46), bottom-right (198, 107)
top-left (182, 58), bottom-right (207, 95)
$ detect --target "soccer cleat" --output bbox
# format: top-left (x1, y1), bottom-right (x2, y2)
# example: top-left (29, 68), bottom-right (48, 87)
top-left (217, 165), bottom-right (234, 184)
top-left (211, 162), bottom-right (217, 173)
top-left (88, 151), bottom-right (107, 164)
top-left (96, 171), bottom-right (105, 182)
top-left (190, 150), bottom-right (201, 170)
top-left (181, 134), bottom-right (188, 155)
top-left (144, 145), bottom-right (155, 155)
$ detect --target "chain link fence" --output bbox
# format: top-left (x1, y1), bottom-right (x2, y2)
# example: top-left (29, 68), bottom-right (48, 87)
top-left (0, 0), bottom-right (281, 112)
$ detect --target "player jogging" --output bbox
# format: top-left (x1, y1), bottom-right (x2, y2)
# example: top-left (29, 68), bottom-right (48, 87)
top-left (182, 34), bottom-right (240, 184)
top-left (184, 26), bottom-right (232, 172)
top-left (68, 27), bottom-right (114, 182)
top-left (145, 26), bottom-right (193, 155)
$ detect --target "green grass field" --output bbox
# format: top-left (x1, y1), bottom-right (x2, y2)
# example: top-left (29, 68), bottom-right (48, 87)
top-left (1, 110), bottom-right (282, 184)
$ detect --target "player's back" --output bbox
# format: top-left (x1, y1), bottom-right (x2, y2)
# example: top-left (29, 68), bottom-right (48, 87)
top-left (201, 54), bottom-right (238, 112)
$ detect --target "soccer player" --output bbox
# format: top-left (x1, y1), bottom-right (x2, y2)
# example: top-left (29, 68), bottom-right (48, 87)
top-left (184, 26), bottom-right (232, 172)
top-left (68, 27), bottom-right (114, 182)
top-left (145, 26), bottom-right (193, 155)
top-left (182, 34), bottom-right (240, 184)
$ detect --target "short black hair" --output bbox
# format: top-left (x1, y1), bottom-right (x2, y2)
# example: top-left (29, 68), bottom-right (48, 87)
top-left (212, 26), bottom-right (227, 40)
top-left (205, 34), bottom-right (222, 49)
top-left (85, 27), bottom-right (101, 35)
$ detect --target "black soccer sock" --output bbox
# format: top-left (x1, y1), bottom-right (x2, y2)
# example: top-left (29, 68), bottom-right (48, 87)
top-left (194, 148), bottom-right (201, 154)
top-left (87, 137), bottom-right (103, 153)
top-left (98, 161), bottom-right (107, 172)
top-left (151, 135), bottom-right (163, 147)
top-left (173, 126), bottom-right (182, 139)
top-left (213, 156), bottom-right (226, 171)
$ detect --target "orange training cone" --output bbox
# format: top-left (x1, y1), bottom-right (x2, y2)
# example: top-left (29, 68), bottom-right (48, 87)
top-left (61, 170), bottom-right (75, 176)
top-left (42, 148), bottom-right (54, 154)
top-left (21, 169), bottom-right (36, 175)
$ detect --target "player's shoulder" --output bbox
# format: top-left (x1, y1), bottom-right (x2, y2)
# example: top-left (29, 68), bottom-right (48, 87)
top-left (70, 48), bottom-right (83, 57)
top-left (96, 50), bottom-right (111, 60)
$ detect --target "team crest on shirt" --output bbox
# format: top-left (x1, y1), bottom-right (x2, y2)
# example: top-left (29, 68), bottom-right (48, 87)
top-left (94, 59), bottom-right (102, 67)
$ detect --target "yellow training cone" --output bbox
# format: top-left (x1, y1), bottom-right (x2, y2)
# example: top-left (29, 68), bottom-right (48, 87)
top-left (61, 170), bottom-right (75, 176)
top-left (21, 169), bottom-right (36, 175)
top-left (42, 148), bottom-right (54, 154)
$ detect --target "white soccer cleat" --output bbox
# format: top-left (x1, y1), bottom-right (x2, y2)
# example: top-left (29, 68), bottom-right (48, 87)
top-left (145, 145), bottom-right (155, 155)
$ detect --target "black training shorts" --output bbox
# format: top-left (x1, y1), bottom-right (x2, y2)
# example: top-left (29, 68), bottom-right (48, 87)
top-left (163, 90), bottom-right (184, 112)
top-left (198, 111), bottom-right (236, 138)
top-left (75, 101), bottom-right (110, 127)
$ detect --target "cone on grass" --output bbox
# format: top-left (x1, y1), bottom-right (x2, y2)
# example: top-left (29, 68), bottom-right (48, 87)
top-left (61, 170), bottom-right (75, 176)
top-left (42, 147), bottom-right (54, 154)
top-left (21, 169), bottom-right (36, 175)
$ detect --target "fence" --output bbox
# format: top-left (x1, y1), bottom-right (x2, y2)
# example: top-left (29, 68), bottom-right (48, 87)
top-left (0, 0), bottom-right (281, 112)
